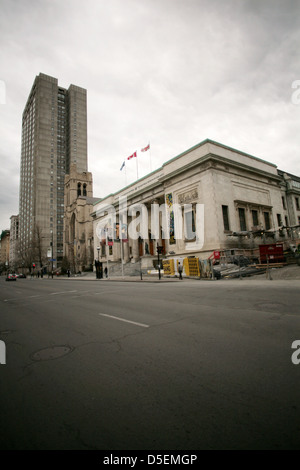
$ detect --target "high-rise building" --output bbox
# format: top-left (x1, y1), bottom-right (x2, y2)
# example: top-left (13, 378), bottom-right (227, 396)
top-left (18, 73), bottom-right (87, 268)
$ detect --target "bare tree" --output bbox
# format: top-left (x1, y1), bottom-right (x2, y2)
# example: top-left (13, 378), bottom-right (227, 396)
top-left (32, 224), bottom-right (46, 269)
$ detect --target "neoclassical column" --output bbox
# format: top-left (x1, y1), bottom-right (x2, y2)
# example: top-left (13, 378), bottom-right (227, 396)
top-left (131, 238), bottom-right (139, 262)
top-left (129, 210), bottom-right (140, 262)
top-left (143, 202), bottom-right (152, 256)
top-left (123, 240), bottom-right (130, 263)
top-left (151, 198), bottom-right (163, 252)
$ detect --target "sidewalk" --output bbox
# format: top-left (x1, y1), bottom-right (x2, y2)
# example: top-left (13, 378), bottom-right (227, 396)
top-left (66, 274), bottom-right (194, 282)
top-left (55, 264), bottom-right (300, 282)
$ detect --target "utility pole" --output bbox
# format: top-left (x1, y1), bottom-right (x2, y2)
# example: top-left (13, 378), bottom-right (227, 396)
top-left (157, 245), bottom-right (163, 280)
top-left (106, 229), bottom-right (109, 278)
top-left (96, 246), bottom-right (100, 279)
top-left (120, 221), bottom-right (124, 279)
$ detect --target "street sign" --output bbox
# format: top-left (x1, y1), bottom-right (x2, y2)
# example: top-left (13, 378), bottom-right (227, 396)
top-left (50, 259), bottom-right (56, 262)
top-left (108, 241), bottom-right (113, 247)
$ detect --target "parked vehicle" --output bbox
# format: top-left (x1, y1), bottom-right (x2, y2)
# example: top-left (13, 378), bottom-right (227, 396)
top-left (17, 273), bottom-right (27, 278)
top-left (6, 273), bottom-right (17, 281)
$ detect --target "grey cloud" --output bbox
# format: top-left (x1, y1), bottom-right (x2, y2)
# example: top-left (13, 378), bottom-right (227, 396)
top-left (1, 0), bottom-right (300, 230)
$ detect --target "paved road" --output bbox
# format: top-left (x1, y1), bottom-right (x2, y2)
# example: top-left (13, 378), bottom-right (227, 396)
top-left (0, 277), bottom-right (300, 449)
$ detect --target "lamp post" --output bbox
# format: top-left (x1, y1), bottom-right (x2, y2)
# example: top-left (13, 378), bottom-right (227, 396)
top-left (106, 229), bottom-right (109, 278)
top-left (96, 246), bottom-right (100, 279)
top-left (50, 230), bottom-right (53, 279)
top-left (157, 245), bottom-right (163, 280)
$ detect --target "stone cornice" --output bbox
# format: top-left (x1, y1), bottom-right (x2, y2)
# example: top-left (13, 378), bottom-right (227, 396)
top-left (158, 153), bottom-right (282, 185)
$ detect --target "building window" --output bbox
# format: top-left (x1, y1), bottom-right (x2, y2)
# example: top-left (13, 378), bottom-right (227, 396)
top-left (77, 183), bottom-right (81, 197)
top-left (285, 216), bottom-right (289, 226)
top-left (252, 210), bottom-right (259, 227)
top-left (83, 183), bottom-right (87, 197)
top-left (282, 196), bottom-right (286, 210)
top-left (184, 206), bottom-right (196, 240)
top-left (238, 208), bottom-right (247, 231)
top-left (264, 212), bottom-right (271, 230)
top-left (222, 205), bottom-right (230, 231)
top-left (277, 214), bottom-right (283, 226)
top-left (296, 197), bottom-right (300, 210)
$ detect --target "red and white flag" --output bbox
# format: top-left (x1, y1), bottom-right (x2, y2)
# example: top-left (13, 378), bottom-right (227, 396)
top-left (141, 144), bottom-right (150, 152)
top-left (127, 151), bottom-right (137, 160)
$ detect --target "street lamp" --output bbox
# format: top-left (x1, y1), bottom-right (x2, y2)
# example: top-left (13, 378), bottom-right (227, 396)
top-left (96, 246), bottom-right (100, 279)
top-left (50, 230), bottom-right (53, 279)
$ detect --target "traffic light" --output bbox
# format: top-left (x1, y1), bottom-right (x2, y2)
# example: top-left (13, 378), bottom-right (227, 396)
top-left (156, 246), bottom-right (163, 254)
top-left (32, 263), bottom-right (35, 269)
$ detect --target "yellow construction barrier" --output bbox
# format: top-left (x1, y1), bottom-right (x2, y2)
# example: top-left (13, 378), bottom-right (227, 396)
top-left (163, 257), bottom-right (200, 277)
top-left (162, 259), bottom-right (175, 276)
top-left (184, 258), bottom-right (200, 277)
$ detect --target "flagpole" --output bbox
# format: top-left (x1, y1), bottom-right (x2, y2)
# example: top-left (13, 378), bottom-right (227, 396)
top-left (136, 152), bottom-right (139, 180)
top-left (125, 163), bottom-right (127, 186)
top-left (149, 141), bottom-right (152, 172)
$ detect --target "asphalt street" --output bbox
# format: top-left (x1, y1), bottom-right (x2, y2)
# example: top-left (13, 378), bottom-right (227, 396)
top-left (0, 276), bottom-right (300, 450)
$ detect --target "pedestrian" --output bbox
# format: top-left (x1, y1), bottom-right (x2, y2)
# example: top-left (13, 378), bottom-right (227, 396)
top-left (67, 269), bottom-right (70, 278)
top-left (104, 266), bottom-right (108, 278)
top-left (178, 262), bottom-right (183, 280)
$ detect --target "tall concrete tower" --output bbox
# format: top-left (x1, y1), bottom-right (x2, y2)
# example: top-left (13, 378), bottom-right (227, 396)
top-left (18, 73), bottom-right (87, 268)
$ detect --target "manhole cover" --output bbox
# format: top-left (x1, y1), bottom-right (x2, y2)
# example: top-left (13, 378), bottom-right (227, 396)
top-left (30, 345), bottom-right (73, 362)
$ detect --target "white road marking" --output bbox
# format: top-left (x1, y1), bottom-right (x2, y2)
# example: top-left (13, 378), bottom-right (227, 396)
top-left (49, 290), bottom-right (77, 295)
top-left (99, 313), bottom-right (149, 328)
top-left (94, 291), bottom-right (117, 296)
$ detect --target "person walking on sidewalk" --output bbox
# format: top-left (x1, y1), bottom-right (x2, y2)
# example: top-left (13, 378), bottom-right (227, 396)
top-left (178, 262), bottom-right (183, 280)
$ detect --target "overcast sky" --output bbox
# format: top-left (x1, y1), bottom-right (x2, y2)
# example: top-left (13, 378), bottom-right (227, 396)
top-left (0, 0), bottom-right (300, 232)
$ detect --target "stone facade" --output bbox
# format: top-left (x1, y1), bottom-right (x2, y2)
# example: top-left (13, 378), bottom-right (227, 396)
top-left (92, 139), bottom-right (300, 268)
top-left (63, 164), bottom-right (100, 273)
top-left (0, 230), bottom-right (10, 267)
top-left (9, 215), bottom-right (19, 269)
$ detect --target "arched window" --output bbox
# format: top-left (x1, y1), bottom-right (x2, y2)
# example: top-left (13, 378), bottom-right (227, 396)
top-left (77, 183), bottom-right (81, 197)
top-left (83, 183), bottom-right (87, 197)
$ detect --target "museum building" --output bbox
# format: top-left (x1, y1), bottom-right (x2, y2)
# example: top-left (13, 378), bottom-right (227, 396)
top-left (92, 139), bottom-right (300, 270)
